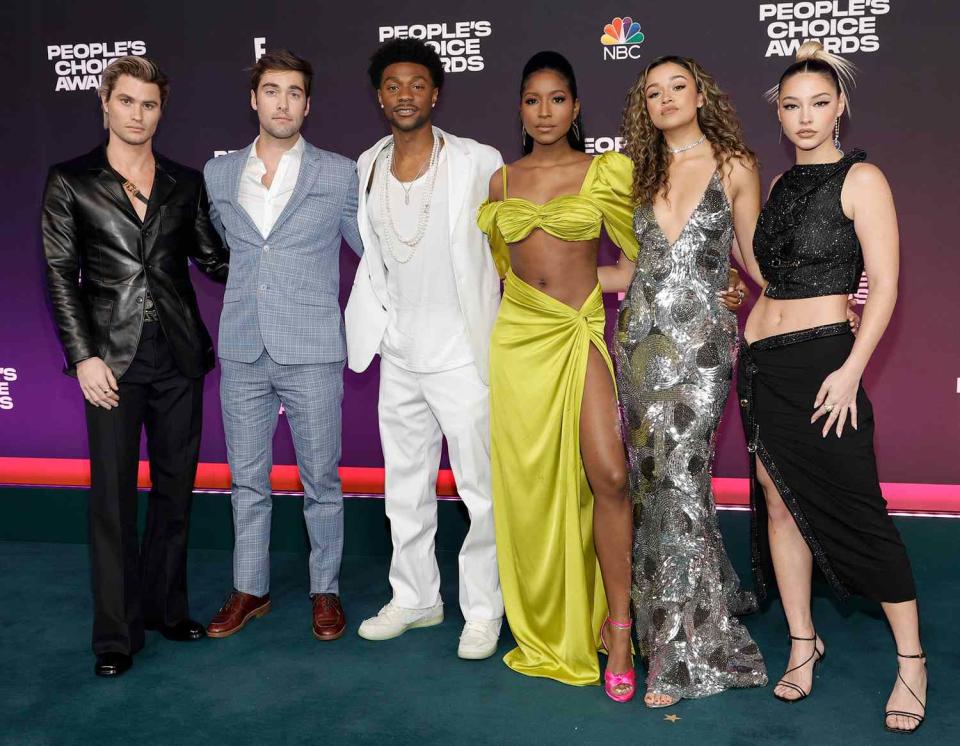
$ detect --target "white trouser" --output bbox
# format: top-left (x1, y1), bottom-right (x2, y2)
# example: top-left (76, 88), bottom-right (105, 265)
top-left (378, 357), bottom-right (503, 622)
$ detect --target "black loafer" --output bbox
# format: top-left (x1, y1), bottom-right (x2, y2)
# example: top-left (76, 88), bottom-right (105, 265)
top-left (147, 618), bottom-right (206, 641)
top-left (94, 652), bottom-right (133, 677)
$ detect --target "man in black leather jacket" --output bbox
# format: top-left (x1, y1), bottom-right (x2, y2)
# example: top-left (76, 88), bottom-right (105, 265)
top-left (40, 56), bottom-right (229, 678)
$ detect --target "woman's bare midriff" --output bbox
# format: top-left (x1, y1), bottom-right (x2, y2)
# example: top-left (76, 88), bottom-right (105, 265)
top-left (744, 294), bottom-right (850, 345)
top-left (510, 231), bottom-right (601, 309)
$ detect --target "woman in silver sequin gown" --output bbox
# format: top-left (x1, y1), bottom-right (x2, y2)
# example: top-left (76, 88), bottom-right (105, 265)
top-left (600, 56), bottom-right (768, 707)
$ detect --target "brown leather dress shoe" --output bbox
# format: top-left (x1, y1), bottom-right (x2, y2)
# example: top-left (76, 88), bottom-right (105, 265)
top-left (207, 591), bottom-right (271, 638)
top-left (312, 593), bottom-right (346, 641)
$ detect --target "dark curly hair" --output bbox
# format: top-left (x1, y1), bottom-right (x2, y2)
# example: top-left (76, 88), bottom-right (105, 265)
top-left (368, 39), bottom-right (445, 90)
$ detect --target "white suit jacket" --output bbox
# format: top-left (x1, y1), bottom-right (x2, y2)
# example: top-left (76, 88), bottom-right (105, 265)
top-left (344, 128), bottom-right (503, 384)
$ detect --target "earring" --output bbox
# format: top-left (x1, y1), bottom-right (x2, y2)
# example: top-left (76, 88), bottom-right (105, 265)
top-left (833, 117), bottom-right (843, 155)
top-left (778, 125), bottom-right (782, 144)
top-left (520, 125), bottom-right (530, 149)
top-left (571, 120), bottom-right (581, 141)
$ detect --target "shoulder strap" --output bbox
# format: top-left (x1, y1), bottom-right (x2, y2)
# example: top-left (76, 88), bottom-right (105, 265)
top-left (501, 165), bottom-right (508, 199)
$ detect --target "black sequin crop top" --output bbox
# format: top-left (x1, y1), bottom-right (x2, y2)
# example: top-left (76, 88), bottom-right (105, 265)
top-left (754, 149), bottom-right (866, 299)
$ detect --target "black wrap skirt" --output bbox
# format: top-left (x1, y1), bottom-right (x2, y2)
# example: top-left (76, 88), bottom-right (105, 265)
top-left (738, 322), bottom-right (915, 604)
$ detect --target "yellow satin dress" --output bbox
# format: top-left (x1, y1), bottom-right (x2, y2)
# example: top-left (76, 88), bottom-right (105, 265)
top-left (477, 152), bottom-right (639, 685)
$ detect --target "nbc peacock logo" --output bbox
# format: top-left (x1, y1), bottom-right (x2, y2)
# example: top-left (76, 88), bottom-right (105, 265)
top-left (601, 16), bottom-right (646, 61)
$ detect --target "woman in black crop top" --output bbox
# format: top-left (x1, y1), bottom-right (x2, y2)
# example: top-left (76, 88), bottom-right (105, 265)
top-left (739, 42), bottom-right (925, 734)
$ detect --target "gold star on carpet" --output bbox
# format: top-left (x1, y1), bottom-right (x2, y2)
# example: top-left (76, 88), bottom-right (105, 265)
top-left (663, 713), bottom-right (681, 723)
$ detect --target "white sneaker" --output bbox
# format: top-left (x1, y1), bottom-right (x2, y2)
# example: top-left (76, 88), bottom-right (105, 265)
top-left (457, 619), bottom-right (502, 660)
top-left (357, 601), bottom-right (444, 641)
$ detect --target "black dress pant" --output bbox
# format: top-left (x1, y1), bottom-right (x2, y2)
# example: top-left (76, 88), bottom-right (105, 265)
top-left (84, 323), bottom-right (203, 655)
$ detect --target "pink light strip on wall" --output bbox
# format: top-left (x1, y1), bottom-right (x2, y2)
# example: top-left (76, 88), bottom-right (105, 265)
top-left (1, 457), bottom-right (958, 514)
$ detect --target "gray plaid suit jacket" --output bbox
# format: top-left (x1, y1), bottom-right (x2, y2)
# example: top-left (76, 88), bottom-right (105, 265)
top-left (203, 140), bottom-right (363, 364)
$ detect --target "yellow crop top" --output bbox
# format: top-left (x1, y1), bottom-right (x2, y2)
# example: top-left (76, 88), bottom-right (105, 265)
top-left (476, 151), bottom-right (639, 277)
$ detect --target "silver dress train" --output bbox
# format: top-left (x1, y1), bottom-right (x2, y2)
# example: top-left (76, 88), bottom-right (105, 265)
top-left (614, 171), bottom-right (767, 700)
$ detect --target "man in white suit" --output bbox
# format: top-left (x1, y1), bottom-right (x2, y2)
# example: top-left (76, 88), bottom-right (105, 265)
top-left (345, 39), bottom-right (503, 659)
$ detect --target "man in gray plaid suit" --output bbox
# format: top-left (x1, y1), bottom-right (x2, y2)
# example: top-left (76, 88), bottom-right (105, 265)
top-left (203, 50), bottom-right (363, 641)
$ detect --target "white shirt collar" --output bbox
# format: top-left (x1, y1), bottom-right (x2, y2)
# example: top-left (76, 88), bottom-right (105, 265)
top-left (247, 134), bottom-right (305, 165)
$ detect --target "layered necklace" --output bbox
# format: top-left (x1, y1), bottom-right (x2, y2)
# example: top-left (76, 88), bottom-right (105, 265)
top-left (380, 130), bottom-right (442, 264)
top-left (668, 134), bottom-right (706, 154)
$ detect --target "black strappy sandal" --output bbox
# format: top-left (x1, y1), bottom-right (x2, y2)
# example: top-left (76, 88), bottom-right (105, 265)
top-left (884, 651), bottom-right (927, 734)
top-left (773, 633), bottom-right (825, 703)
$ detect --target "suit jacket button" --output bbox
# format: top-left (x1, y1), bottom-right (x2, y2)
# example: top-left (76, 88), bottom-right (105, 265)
top-left (136, 296), bottom-right (143, 304)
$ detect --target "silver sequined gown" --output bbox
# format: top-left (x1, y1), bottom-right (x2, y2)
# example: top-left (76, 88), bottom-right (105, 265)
top-left (614, 172), bottom-right (767, 700)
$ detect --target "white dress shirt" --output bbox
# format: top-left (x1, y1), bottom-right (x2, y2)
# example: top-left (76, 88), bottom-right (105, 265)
top-left (238, 135), bottom-right (304, 238)
top-left (367, 145), bottom-right (474, 373)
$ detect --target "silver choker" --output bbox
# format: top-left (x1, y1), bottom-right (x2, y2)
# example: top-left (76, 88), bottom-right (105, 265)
top-left (668, 135), bottom-right (706, 154)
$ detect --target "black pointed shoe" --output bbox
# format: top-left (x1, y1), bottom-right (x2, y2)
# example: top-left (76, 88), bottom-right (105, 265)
top-left (94, 652), bottom-right (133, 678)
top-left (146, 618), bottom-right (206, 641)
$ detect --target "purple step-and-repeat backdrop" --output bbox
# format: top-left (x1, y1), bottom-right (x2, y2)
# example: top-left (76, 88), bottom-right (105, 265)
top-left (1, 1), bottom-right (957, 487)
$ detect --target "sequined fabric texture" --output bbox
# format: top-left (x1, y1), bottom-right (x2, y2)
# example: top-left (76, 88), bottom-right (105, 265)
top-left (754, 149), bottom-right (866, 299)
top-left (614, 172), bottom-right (767, 700)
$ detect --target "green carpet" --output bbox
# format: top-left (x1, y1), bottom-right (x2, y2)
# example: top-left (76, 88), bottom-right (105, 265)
top-left (0, 491), bottom-right (956, 745)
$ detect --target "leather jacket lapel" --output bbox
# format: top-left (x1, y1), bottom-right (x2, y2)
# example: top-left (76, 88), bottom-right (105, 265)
top-left (145, 163), bottom-right (176, 223)
top-left (93, 166), bottom-right (141, 226)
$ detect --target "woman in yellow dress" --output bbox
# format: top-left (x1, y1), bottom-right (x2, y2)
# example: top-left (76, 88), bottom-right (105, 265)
top-left (477, 51), bottom-right (639, 700)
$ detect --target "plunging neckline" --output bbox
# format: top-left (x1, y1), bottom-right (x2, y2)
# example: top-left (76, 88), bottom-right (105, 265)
top-left (110, 165), bottom-right (155, 224)
top-left (650, 169), bottom-right (721, 248)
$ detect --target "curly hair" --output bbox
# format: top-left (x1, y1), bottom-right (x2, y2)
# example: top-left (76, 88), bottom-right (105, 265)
top-left (619, 55), bottom-right (756, 207)
top-left (368, 39), bottom-right (445, 90)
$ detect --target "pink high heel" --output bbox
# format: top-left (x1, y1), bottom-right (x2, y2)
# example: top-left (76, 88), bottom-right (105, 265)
top-left (600, 616), bottom-right (636, 703)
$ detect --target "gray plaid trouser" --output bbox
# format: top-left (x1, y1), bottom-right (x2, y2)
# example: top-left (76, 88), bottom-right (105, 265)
top-left (220, 351), bottom-right (345, 596)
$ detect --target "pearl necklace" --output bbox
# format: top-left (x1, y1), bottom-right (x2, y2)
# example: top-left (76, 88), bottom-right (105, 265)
top-left (668, 134), bottom-right (706, 154)
top-left (380, 132), bottom-right (442, 264)
top-left (392, 150), bottom-right (430, 205)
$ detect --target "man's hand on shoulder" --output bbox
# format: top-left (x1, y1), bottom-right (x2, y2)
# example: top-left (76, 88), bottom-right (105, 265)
top-left (77, 357), bottom-right (120, 409)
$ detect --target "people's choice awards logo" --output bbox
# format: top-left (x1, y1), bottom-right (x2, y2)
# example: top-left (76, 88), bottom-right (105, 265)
top-left (601, 16), bottom-right (645, 61)
top-left (378, 21), bottom-right (492, 73)
top-left (46, 40), bottom-right (147, 92)
top-left (759, 1), bottom-right (890, 57)
top-left (0, 367), bottom-right (17, 411)
top-left (585, 136), bottom-right (625, 155)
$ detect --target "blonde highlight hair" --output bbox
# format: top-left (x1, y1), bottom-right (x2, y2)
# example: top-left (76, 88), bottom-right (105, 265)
top-left (620, 55), bottom-right (757, 208)
top-left (766, 41), bottom-right (856, 114)
top-left (99, 55), bottom-right (169, 128)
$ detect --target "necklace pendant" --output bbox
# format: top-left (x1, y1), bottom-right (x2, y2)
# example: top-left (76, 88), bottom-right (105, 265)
top-left (404, 191), bottom-right (410, 206)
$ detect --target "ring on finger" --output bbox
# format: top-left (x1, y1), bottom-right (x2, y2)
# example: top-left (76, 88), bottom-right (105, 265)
top-left (824, 403), bottom-right (835, 413)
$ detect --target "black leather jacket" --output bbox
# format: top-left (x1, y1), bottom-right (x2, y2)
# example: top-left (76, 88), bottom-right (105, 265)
top-left (41, 145), bottom-right (229, 379)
